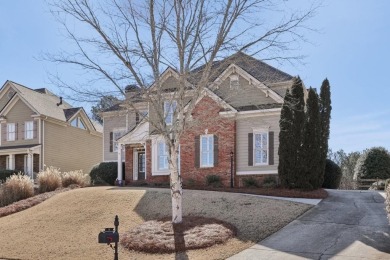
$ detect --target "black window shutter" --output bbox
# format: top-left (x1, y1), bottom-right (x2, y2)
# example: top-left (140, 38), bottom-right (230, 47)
top-left (269, 131), bottom-right (274, 165)
top-left (109, 132), bottom-right (113, 152)
top-left (2, 124), bottom-right (6, 141)
top-left (21, 123), bottom-right (25, 140)
top-left (33, 121), bottom-right (37, 139)
top-left (248, 133), bottom-right (253, 166)
top-left (15, 123), bottom-right (18, 140)
top-left (213, 135), bottom-right (218, 167)
top-left (195, 135), bottom-right (200, 168)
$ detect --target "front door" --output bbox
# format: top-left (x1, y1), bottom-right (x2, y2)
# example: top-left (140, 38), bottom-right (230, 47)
top-left (138, 152), bottom-right (146, 180)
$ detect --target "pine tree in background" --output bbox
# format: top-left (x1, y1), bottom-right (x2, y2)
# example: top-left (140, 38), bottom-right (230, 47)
top-left (302, 88), bottom-right (322, 189)
top-left (290, 77), bottom-right (306, 188)
top-left (278, 89), bottom-right (294, 187)
top-left (319, 79), bottom-right (332, 186)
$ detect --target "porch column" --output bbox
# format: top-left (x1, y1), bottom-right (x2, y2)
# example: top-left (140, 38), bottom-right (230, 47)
top-left (8, 154), bottom-right (15, 170)
top-left (117, 144), bottom-right (123, 186)
top-left (27, 152), bottom-right (33, 178)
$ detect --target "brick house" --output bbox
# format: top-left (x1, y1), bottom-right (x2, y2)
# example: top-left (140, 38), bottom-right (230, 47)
top-left (0, 80), bottom-right (103, 177)
top-left (103, 52), bottom-right (293, 187)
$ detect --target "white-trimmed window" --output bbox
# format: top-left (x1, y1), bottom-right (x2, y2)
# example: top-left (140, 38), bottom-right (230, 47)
top-left (113, 129), bottom-right (126, 152)
top-left (164, 100), bottom-right (177, 125)
top-left (229, 74), bottom-right (240, 89)
top-left (254, 132), bottom-right (268, 165)
top-left (25, 121), bottom-right (34, 139)
top-left (71, 117), bottom-right (86, 129)
top-left (157, 141), bottom-right (169, 170)
top-left (200, 135), bottom-right (214, 167)
top-left (7, 123), bottom-right (16, 141)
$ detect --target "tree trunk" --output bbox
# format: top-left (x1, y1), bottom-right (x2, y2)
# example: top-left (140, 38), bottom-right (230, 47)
top-left (170, 149), bottom-right (182, 223)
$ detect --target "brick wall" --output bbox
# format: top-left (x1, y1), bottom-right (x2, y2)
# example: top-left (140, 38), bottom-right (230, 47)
top-left (0, 156), bottom-right (6, 170)
top-left (15, 154), bottom-right (24, 172)
top-left (33, 154), bottom-right (39, 172)
top-left (125, 145), bottom-right (133, 183)
top-left (180, 96), bottom-right (236, 187)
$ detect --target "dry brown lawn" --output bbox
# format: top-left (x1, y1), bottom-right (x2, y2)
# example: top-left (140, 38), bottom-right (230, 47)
top-left (0, 187), bottom-right (312, 260)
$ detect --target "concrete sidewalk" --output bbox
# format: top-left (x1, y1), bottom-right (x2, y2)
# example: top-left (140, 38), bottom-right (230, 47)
top-left (228, 190), bottom-right (390, 260)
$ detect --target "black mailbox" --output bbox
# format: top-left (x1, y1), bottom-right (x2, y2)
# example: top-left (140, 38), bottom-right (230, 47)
top-left (98, 228), bottom-right (119, 244)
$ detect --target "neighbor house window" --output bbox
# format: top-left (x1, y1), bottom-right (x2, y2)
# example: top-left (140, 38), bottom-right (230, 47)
top-left (25, 121), bottom-right (34, 139)
top-left (229, 74), bottom-right (239, 89)
top-left (7, 123), bottom-right (16, 141)
top-left (71, 117), bottom-right (86, 129)
top-left (113, 129), bottom-right (126, 152)
top-left (200, 135), bottom-right (214, 167)
top-left (158, 141), bottom-right (169, 170)
top-left (164, 100), bottom-right (177, 125)
top-left (254, 132), bottom-right (268, 165)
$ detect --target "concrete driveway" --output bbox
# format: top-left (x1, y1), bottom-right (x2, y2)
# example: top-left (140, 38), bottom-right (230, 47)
top-left (228, 190), bottom-right (390, 260)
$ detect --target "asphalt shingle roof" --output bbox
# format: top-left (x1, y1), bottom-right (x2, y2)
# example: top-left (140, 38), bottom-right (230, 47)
top-left (9, 81), bottom-right (73, 121)
top-left (189, 52), bottom-right (293, 84)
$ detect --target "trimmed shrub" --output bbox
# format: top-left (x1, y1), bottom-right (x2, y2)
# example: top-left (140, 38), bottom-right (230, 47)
top-left (62, 170), bottom-right (90, 187)
top-left (262, 176), bottom-right (277, 188)
top-left (242, 177), bottom-right (258, 188)
top-left (0, 170), bottom-right (22, 183)
top-left (206, 175), bottom-right (222, 187)
top-left (90, 162), bottom-right (123, 186)
top-left (322, 159), bottom-right (342, 189)
top-left (0, 173), bottom-right (34, 207)
top-left (354, 147), bottom-right (390, 180)
top-left (37, 166), bottom-right (62, 193)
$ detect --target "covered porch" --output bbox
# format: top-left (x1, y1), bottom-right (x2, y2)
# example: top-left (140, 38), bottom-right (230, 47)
top-left (0, 144), bottom-right (41, 178)
top-left (116, 121), bottom-right (149, 185)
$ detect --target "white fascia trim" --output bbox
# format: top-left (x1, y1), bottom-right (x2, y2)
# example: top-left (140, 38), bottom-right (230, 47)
top-left (211, 64), bottom-right (284, 103)
top-left (236, 108), bottom-right (281, 119)
top-left (1, 94), bottom-right (39, 116)
top-left (0, 81), bottom-right (14, 101)
top-left (149, 67), bottom-right (193, 92)
top-left (237, 170), bottom-right (278, 175)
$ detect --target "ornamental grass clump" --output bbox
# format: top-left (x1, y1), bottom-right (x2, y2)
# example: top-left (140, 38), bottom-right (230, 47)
top-left (62, 170), bottom-right (90, 187)
top-left (0, 173), bottom-right (34, 207)
top-left (37, 166), bottom-right (62, 193)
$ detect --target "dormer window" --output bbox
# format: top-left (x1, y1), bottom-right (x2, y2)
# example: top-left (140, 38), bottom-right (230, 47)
top-left (71, 117), bottom-right (86, 129)
top-left (229, 74), bottom-right (239, 89)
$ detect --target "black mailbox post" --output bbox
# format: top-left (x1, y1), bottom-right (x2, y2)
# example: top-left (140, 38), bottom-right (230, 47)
top-left (98, 215), bottom-right (119, 260)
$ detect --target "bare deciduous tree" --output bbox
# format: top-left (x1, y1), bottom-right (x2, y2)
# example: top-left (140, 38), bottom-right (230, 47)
top-left (46, 0), bottom-right (318, 223)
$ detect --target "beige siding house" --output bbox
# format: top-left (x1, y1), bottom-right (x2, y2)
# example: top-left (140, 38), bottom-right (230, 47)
top-left (0, 81), bottom-right (102, 176)
top-left (104, 52), bottom-right (295, 187)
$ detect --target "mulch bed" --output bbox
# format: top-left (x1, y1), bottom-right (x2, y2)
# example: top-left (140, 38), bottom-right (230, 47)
top-left (121, 216), bottom-right (236, 253)
top-left (0, 186), bottom-right (78, 218)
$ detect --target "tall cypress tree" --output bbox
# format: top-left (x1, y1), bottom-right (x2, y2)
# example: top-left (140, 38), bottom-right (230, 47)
top-left (302, 88), bottom-right (321, 189)
top-left (278, 77), bottom-right (305, 188)
top-left (278, 89), bottom-right (294, 187)
top-left (319, 79), bottom-right (332, 186)
top-left (290, 77), bottom-right (306, 188)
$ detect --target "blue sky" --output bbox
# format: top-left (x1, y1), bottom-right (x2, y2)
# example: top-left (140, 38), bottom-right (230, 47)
top-left (0, 0), bottom-right (389, 153)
